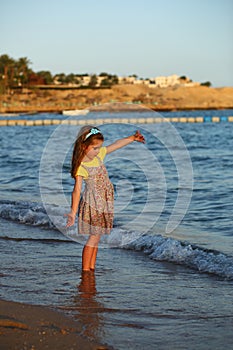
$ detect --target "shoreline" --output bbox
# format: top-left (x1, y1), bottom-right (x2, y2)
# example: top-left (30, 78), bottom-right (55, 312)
top-left (0, 105), bottom-right (233, 115)
top-left (0, 299), bottom-right (111, 350)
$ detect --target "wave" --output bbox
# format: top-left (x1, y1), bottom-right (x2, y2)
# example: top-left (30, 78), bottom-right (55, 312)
top-left (1, 200), bottom-right (233, 280)
top-left (0, 200), bottom-right (59, 229)
top-left (0, 236), bottom-right (71, 243)
top-left (123, 234), bottom-right (233, 280)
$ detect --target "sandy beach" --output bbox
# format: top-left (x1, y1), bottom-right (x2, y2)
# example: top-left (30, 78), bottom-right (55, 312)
top-left (0, 299), bottom-right (111, 350)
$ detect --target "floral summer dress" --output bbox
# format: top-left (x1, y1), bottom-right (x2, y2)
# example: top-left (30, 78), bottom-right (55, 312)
top-left (78, 155), bottom-right (114, 235)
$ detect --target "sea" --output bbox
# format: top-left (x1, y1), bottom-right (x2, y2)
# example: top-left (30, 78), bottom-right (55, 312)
top-left (1, 108), bottom-right (233, 350)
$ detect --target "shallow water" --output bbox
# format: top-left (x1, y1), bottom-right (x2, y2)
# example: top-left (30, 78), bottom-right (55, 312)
top-left (1, 109), bottom-right (233, 349)
top-left (1, 220), bottom-right (232, 350)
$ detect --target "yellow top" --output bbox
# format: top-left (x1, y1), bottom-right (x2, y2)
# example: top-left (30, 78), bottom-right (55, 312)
top-left (76, 146), bottom-right (107, 179)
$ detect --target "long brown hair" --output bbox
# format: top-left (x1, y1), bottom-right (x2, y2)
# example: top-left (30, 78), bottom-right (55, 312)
top-left (71, 125), bottom-right (104, 178)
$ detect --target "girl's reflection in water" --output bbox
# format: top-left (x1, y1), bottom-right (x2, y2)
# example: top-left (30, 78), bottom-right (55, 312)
top-left (73, 272), bottom-right (105, 343)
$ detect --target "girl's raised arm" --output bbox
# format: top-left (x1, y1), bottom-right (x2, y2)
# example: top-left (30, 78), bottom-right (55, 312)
top-left (106, 130), bottom-right (145, 154)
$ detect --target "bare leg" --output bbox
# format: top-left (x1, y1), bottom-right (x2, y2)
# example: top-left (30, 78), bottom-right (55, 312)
top-left (82, 245), bottom-right (94, 271)
top-left (82, 235), bottom-right (101, 271)
top-left (90, 247), bottom-right (98, 271)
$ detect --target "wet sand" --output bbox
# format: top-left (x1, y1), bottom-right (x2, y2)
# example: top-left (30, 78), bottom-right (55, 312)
top-left (0, 299), bottom-right (112, 350)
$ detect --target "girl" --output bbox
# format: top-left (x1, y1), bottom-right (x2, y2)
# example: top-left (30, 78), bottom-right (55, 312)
top-left (66, 125), bottom-right (145, 272)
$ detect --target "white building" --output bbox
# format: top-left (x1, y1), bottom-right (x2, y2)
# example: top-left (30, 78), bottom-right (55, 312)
top-left (117, 74), bottom-right (183, 88)
top-left (154, 74), bottom-right (180, 88)
top-left (81, 76), bottom-right (91, 86)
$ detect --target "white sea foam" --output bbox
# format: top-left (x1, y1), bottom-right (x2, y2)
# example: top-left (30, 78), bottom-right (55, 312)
top-left (124, 234), bottom-right (233, 280)
top-left (0, 200), bottom-right (56, 229)
top-left (1, 200), bottom-right (233, 280)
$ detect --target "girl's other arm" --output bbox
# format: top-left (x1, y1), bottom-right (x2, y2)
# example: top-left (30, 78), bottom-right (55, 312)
top-left (65, 175), bottom-right (83, 227)
top-left (106, 130), bottom-right (145, 154)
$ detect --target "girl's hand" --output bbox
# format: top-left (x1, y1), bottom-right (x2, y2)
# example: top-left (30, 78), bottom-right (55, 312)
top-left (65, 212), bottom-right (76, 227)
top-left (134, 130), bottom-right (145, 143)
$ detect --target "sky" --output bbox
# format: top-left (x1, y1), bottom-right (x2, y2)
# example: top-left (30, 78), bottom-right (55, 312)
top-left (1, 0), bottom-right (232, 87)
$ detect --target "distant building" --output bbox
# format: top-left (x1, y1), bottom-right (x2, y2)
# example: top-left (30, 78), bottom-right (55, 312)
top-left (82, 76), bottom-right (91, 86)
top-left (28, 73), bottom-right (45, 85)
top-left (154, 74), bottom-right (179, 88)
top-left (118, 76), bottom-right (137, 84)
top-left (118, 74), bottom-right (192, 88)
top-left (52, 72), bottom-right (200, 88)
top-left (183, 82), bottom-right (200, 87)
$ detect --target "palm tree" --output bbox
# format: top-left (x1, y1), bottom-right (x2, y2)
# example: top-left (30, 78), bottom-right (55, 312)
top-left (0, 54), bottom-right (16, 93)
top-left (16, 57), bottom-right (32, 86)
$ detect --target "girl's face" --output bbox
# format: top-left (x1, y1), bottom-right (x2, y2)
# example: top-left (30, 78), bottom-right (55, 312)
top-left (85, 139), bottom-right (103, 161)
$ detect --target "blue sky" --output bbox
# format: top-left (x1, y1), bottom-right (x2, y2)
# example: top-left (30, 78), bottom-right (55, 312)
top-left (1, 0), bottom-right (232, 86)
